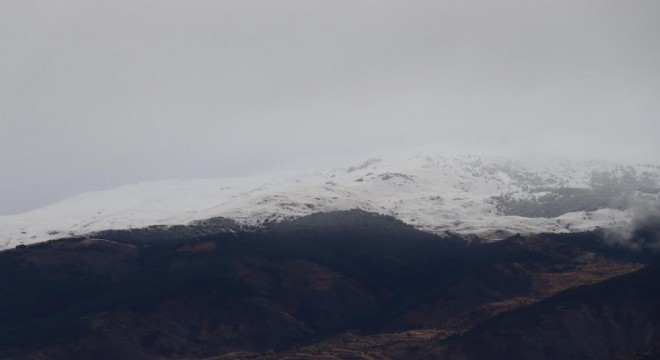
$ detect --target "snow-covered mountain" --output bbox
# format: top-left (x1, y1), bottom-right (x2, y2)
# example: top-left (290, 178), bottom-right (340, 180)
top-left (2, 152), bottom-right (660, 250)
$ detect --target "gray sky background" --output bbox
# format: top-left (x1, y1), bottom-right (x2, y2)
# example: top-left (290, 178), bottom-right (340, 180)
top-left (1, 0), bottom-right (659, 215)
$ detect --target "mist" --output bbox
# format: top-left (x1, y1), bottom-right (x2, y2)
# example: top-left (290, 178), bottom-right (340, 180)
top-left (2, 0), bottom-right (660, 214)
top-left (606, 198), bottom-right (660, 252)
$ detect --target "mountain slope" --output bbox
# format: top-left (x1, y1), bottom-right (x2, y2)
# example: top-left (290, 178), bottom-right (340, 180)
top-left (444, 263), bottom-right (660, 360)
top-left (2, 153), bottom-right (659, 249)
top-left (0, 210), bottom-right (653, 359)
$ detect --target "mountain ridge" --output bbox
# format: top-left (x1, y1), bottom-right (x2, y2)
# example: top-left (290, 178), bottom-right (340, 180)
top-left (2, 153), bottom-right (659, 250)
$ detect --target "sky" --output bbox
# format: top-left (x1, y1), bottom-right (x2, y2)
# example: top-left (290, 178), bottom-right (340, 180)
top-left (1, 0), bottom-right (660, 215)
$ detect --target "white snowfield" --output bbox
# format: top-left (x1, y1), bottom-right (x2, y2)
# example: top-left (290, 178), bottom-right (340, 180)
top-left (1, 153), bottom-right (659, 250)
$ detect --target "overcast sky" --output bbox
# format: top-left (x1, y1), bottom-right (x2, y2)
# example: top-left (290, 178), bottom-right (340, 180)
top-left (1, 0), bottom-right (659, 215)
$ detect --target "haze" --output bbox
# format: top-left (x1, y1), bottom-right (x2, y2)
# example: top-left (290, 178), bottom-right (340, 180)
top-left (1, 0), bottom-right (659, 215)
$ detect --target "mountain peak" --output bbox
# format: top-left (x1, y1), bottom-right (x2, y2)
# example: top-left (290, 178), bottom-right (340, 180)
top-left (1, 154), bottom-right (659, 250)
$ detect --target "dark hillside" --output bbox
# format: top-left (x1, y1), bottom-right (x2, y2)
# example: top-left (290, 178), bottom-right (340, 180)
top-left (0, 210), bottom-right (655, 359)
top-left (446, 263), bottom-right (660, 360)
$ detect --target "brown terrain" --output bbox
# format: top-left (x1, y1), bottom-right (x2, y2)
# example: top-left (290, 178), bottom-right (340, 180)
top-left (0, 210), bottom-right (658, 360)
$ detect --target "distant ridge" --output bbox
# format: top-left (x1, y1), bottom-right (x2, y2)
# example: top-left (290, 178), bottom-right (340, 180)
top-left (2, 152), bottom-right (659, 249)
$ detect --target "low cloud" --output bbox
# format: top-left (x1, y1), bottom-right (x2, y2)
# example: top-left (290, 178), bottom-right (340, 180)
top-left (605, 197), bottom-right (660, 252)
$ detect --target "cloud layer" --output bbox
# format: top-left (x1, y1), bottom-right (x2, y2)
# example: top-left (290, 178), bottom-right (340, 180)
top-left (1, 0), bottom-right (660, 214)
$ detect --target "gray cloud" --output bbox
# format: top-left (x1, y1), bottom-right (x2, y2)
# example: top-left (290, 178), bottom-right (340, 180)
top-left (1, 0), bottom-right (660, 214)
top-left (605, 198), bottom-right (660, 252)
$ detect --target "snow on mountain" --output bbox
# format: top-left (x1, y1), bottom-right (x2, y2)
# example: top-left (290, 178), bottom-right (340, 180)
top-left (2, 152), bottom-right (660, 250)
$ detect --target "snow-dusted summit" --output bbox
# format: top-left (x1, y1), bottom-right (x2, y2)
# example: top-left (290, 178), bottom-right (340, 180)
top-left (2, 153), bottom-right (660, 250)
